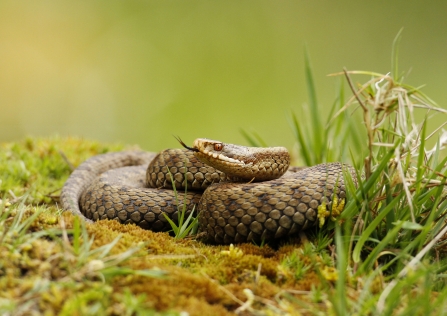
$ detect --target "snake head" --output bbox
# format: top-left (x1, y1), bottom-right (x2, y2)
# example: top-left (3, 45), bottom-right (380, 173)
top-left (177, 137), bottom-right (290, 181)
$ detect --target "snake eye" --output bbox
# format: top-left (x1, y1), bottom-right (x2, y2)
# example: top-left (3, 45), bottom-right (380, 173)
top-left (214, 143), bottom-right (223, 151)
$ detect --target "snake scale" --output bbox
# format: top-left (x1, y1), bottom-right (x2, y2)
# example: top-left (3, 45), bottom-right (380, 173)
top-left (61, 138), bottom-right (357, 244)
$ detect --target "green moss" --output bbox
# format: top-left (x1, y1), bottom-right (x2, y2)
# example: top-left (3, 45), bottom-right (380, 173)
top-left (1, 137), bottom-right (335, 315)
top-left (0, 137), bottom-right (123, 205)
top-left (6, 135), bottom-right (444, 315)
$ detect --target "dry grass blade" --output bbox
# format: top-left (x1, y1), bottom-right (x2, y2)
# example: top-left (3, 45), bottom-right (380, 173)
top-left (337, 67), bottom-right (447, 313)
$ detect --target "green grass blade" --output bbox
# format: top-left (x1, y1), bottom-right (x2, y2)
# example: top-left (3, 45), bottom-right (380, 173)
top-left (304, 47), bottom-right (323, 161)
top-left (352, 192), bottom-right (403, 264)
top-left (162, 212), bottom-right (179, 235)
top-left (341, 147), bottom-right (396, 220)
top-left (240, 129), bottom-right (267, 147)
top-left (97, 235), bottom-right (121, 259)
top-left (391, 28), bottom-right (404, 81)
top-left (177, 206), bottom-right (198, 238)
top-left (415, 119), bottom-right (427, 196)
top-left (333, 223), bottom-right (348, 315)
top-left (73, 216), bottom-right (80, 255)
top-left (290, 111), bottom-right (312, 165)
top-left (240, 129), bottom-right (261, 147)
top-left (358, 221), bottom-right (404, 275)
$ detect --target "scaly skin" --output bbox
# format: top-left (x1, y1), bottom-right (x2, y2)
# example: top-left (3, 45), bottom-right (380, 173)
top-left (61, 140), bottom-right (357, 244)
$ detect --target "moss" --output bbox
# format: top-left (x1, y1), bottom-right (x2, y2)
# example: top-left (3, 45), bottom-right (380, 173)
top-left (0, 136), bottom-right (123, 205)
top-left (0, 137), bottom-right (340, 315)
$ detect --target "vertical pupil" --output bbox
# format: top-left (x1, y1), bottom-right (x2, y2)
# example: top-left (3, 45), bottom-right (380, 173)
top-left (214, 144), bottom-right (222, 151)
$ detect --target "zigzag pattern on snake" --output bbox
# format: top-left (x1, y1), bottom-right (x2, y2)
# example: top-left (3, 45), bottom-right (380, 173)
top-left (60, 139), bottom-right (357, 244)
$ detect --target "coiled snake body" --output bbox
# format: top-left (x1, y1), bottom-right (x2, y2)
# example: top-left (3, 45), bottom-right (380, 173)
top-left (61, 138), bottom-right (356, 244)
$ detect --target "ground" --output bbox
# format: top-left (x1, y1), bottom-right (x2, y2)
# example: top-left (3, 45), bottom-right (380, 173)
top-left (0, 137), bottom-right (340, 316)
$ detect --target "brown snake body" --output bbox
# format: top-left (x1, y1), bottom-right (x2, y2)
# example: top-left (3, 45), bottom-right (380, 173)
top-left (61, 139), bottom-right (357, 244)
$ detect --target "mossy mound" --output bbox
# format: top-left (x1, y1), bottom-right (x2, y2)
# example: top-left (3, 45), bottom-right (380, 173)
top-left (0, 137), bottom-right (338, 315)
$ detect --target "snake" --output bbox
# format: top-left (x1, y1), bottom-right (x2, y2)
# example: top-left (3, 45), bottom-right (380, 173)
top-left (60, 138), bottom-right (357, 244)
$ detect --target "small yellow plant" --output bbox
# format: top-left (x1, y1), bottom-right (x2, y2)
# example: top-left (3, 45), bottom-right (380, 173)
top-left (221, 244), bottom-right (243, 258)
top-left (320, 266), bottom-right (338, 282)
top-left (317, 197), bottom-right (345, 228)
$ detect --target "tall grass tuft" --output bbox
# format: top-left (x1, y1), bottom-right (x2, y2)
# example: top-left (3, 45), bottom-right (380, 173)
top-left (280, 33), bottom-right (447, 314)
top-left (331, 67), bottom-right (447, 314)
top-left (239, 34), bottom-right (447, 313)
top-left (290, 48), bottom-right (365, 166)
top-left (162, 168), bottom-right (199, 240)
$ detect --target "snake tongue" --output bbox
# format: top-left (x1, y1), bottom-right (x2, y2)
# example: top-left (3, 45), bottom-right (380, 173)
top-left (175, 136), bottom-right (199, 152)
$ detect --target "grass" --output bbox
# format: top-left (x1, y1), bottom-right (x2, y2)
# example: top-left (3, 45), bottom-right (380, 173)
top-left (305, 36), bottom-right (447, 312)
top-left (238, 33), bottom-right (447, 314)
top-left (0, 196), bottom-right (167, 315)
top-left (162, 168), bottom-right (199, 240)
top-left (2, 38), bottom-right (447, 314)
top-left (1, 138), bottom-right (341, 315)
top-left (334, 70), bottom-right (447, 315)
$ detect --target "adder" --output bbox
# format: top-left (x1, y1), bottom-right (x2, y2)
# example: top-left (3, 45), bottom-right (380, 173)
top-left (61, 138), bottom-right (356, 244)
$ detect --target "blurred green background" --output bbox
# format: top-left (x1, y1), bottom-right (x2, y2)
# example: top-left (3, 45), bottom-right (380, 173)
top-left (1, 1), bottom-right (446, 152)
